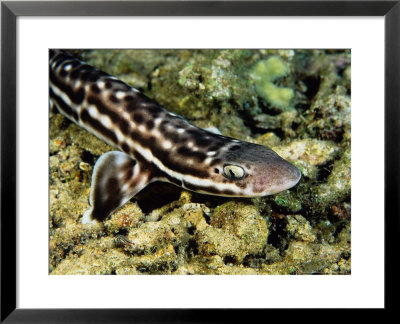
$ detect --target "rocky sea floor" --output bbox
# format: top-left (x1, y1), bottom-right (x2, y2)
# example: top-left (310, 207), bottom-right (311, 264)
top-left (49, 49), bottom-right (351, 275)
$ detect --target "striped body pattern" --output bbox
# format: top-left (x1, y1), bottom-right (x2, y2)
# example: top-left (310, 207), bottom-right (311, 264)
top-left (49, 50), bottom-right (301, 223)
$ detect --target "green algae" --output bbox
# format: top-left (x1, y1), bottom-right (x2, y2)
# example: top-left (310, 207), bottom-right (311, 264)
top-left (49, 49), bottom-right (351, 275)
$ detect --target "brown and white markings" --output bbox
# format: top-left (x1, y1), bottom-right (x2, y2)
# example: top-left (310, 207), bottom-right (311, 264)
top-left (49, 50), bottom-right (301, 223)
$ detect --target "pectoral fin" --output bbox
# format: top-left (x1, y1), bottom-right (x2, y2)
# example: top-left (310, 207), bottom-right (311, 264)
top-left (81, 151), bottom-right (150, 224)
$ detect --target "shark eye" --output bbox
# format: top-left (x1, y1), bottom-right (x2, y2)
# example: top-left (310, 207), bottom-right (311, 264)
top-left (223, 165), bottom-right (245, 180)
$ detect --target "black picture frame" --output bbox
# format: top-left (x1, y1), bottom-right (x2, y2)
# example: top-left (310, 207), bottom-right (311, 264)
top-left (1, 0), bottom-right (398, 321)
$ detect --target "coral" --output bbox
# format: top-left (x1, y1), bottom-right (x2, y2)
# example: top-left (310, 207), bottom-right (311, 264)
top-left (286, 215), bottom-right (316, 242)
top-left (249, 56), bottom-right (294, 110)
top-left (196, 202), bottom-right (268, 263)
top-left (271, 138), bottom-right (341, 180)
top-left (307, 145), bottom-right (351, 215)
